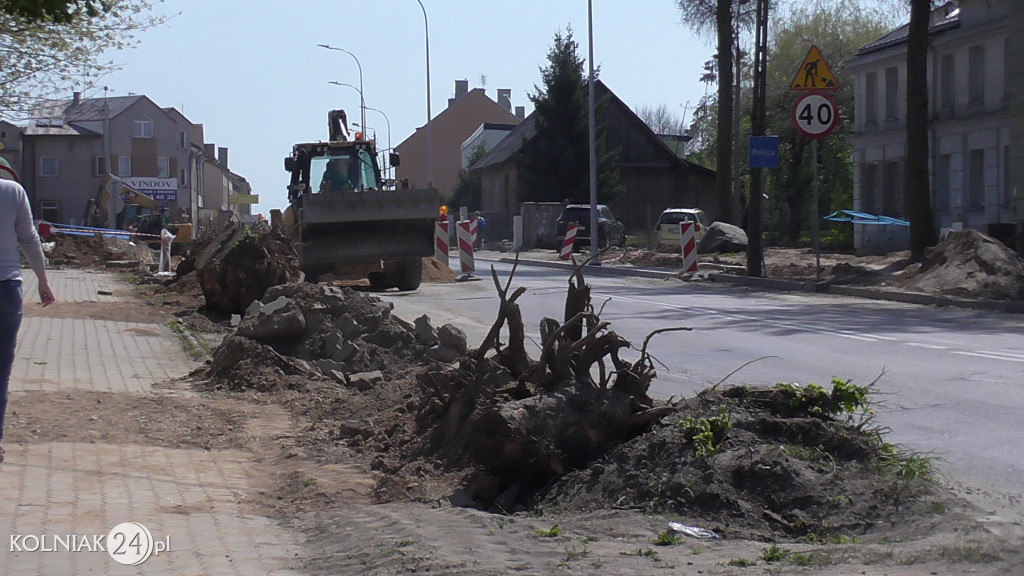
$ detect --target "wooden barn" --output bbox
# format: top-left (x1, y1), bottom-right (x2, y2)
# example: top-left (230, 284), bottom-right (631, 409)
top-left (470, 80), bottom-right (716, 239)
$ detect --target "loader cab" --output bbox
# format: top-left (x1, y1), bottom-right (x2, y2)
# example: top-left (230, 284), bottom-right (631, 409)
top-left (286, 143), bottom-right (381, 201)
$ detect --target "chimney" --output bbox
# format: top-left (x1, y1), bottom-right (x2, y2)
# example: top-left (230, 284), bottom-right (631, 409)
top-left (497, 89), bottom-right (512, 112)
top-left (218, 147), bottom-right (228, 169)
top-left (72, 92), bottom-right (81, 107)
top-left (203, 143), bottom-right (215, 160)
top-left (455, 79), bottom-right (469, 99)
top-left (515, 106), bottom-right (526, 120)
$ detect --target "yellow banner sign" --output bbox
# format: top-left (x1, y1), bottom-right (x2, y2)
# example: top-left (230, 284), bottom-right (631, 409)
top-left (230, 194), bottom-right (260, 204)
top-left (790, 45), bottom-right (838, 91)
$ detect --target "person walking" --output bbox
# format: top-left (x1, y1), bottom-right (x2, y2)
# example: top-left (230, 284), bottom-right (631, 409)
top-left (1, 175), bottom-right (56, 463)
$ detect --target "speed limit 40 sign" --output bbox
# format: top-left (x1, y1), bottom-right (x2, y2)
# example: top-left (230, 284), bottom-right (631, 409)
top-left (791, 91), bottom-right (838, 139)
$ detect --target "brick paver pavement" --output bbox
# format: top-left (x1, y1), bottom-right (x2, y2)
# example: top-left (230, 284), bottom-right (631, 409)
top-left (1, 270), bottom-right (306, 574)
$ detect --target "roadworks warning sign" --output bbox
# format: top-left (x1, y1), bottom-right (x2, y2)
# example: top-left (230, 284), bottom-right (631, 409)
top-left (790, 45), bottom-right (838, 90)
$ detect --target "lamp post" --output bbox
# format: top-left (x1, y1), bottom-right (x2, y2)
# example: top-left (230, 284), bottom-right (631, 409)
top-left (318, 44), bottom-right (365, 135)
top-left (587, 0), bottom-right (599, 264)
top-left (413, 0), bottom-right (432, 188)
top-left (364, 105), bottom-right (392, 179)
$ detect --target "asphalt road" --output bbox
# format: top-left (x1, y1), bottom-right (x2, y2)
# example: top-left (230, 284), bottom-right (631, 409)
top-left (383, 259), bottom-right (1024, 498)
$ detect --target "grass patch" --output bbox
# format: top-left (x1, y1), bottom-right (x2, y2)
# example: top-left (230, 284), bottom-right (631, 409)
top-left (534, 524), bottom-right (561, 538)
top-left (167, 320), bottom-right (212, 359)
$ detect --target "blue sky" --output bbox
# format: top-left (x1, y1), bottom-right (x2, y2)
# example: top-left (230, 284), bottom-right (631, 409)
top-left (97, 1), bottom-right (719, 212)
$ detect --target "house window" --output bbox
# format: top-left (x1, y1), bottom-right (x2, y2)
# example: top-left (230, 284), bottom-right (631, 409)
top-left (40, 157), bottom-right (58, 177)
top-left (968, 45), bottom-right (985, 104)
top-left (133, 117), bottom-right (153, 138)
top-left (158, 157), bottom-right (170, 178)
top-left (865, 72), bottom-right (878, 125)
top-left (178, 131), bottom-right (187, 150)
top-left (861, 163), bottom-right (878, 213)
top-left (968, 148), bottom-right (985, 208)
top-left (883, 160), bottom-right (902, 216)
top-left (40, 200), bottom-right (60, 223)
top-left (884, 67), bottom-right (899, 121)
top-left (95, 156), bottom-right (107, 176)
top-left (934, 154), bottom-right (951, 213)
top-left (117, 156), bottom-right (131, 178)
top-left (180, 168), bottom-right (187, 187)
top-left (940, 54), bottom-right (955, 110)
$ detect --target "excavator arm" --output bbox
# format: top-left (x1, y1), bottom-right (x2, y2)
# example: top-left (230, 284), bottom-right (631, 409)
top-left (84, 174), bottom-right (160, 228)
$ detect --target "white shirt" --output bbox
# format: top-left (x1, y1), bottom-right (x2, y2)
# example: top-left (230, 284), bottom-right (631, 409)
top-left (0, 179), bottom-right (46, 282)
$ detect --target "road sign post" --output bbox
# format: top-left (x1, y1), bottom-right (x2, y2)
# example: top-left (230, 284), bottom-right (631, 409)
top-left (791, 46), bottom-right (839, 282)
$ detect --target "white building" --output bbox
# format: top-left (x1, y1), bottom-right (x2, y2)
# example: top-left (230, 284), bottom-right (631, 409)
top-left (847, 0), bottom-right (1021, 253)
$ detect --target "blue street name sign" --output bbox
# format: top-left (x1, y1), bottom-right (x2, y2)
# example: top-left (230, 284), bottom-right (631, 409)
top-left (748, 136), bottom-right (780, 168)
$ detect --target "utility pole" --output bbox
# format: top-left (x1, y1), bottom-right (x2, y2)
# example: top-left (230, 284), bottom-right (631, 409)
top-left (746, 0), bottom-right (768, 277)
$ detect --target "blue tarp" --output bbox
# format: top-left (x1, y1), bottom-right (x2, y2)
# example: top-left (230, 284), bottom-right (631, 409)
top-left (823, 210), bottom-right (910, 227)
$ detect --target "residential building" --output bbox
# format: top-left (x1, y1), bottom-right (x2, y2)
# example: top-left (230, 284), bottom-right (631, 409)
top-left (0, 121), bottom-right (23, 178)
top-left (394, 80), bottom-right (521, 195)
top-left (470, 79), bottom-right (716, 239)
top-left (847, 0), bottom-right (1020, 253)
top-left (18, 92), bottom-right (252, 233)
top-left (461, 122), bottom-right (517, 170)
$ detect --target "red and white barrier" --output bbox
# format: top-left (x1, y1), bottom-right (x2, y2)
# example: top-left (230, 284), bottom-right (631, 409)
top-left (470, 216), bottom-right (478, 247)
top-left (679, 221), bottom-right (697, 272)
top-left (456, 220), bottom-right (475, 273)
top-left (434, 220), bottom-right (449, 263)
top-left (559, 223), bottom-right (578, 260)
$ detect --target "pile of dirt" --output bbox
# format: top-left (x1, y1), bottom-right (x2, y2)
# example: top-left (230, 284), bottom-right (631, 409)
top-left (421, 257), bottom-right (456, 283)
top-left (41, 231), bottom-right (140, 268)
top-left (195, 282), bottom-right (461, 393)
top-left (610, 249), bottom-right (685, 268)
top-left (541, 383), bottom-right (931, 541)
top-left (191, 263), bottom-right (942, 543)
top-left (902, 229), bottom-right (1024, 300)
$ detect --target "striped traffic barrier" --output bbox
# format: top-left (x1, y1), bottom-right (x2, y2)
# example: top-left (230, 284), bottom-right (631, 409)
top-left (470, 216), bottom-right (478, 247)
top-left (559, 223), bottom-right (578, 260)
top-left (456, 220), bottom-right (475, 273)
top-left (434, 220), bottom-right (450, 263)
top-left (680, 221), bottom-right (698, 272)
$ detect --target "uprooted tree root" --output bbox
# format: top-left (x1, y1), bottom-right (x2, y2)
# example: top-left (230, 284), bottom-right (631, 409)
top-left (409, 255), bottom-right (700, 509)
top-left (402, 257), bottom-right (942, 539)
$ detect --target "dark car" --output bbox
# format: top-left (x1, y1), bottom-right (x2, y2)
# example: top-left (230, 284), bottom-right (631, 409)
top-left (555, 204), bottom-right (626, 250)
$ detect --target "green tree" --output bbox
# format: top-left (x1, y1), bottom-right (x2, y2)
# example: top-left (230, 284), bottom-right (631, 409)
top-left (0, 0), bottom-right (166, 117)
top-left (1, 0), bottom-right (112, 23)
top-left (763, 0), bottom-right (891, 246)
top-left (446, 143), bottom-right (487, 211)
top-left (518, 27), bottom-right (621, 205)
top-left (904, 0), bottom-right (939, 257)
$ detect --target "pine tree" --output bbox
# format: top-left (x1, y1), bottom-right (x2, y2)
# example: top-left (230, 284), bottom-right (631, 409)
top-left (519, 27), bottom-right (621, 205)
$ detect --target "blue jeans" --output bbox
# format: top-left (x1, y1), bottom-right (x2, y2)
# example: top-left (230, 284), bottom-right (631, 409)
top-left (0, 280), bottom-right (24, 443)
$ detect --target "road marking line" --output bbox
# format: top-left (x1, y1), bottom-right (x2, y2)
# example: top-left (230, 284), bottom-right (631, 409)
top-left (906, 343), bottom-right (948, 350)
top-left (951, 351), bottom-right (1024, 363)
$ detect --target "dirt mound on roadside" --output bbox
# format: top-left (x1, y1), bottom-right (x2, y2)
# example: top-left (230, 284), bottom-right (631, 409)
top-left (44, 233), bottom-right (115, 268)
top-left (540, 383), bottom-right (934, 541)
top-left (903, 230), bottom-right (1024, 300)
top-left (422, 257), bottom-right (456, 283)
top-left (608, 249), bottom-right (684, 268)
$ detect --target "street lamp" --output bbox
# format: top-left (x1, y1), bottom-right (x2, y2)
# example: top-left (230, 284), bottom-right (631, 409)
top-left (413, 0), bottom-right (432, 188)
top-left (318, 44), bottom-right (366, 135)
top-left (587, 0), bottom-right (599, 264)
top-left (327, 80), bottom-right (363, 127)
top-left (364, 106), bottom-right (392, 179)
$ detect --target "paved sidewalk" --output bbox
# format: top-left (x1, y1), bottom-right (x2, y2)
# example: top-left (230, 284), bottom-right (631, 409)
top-left (1, 269), bottom-right (305, 574)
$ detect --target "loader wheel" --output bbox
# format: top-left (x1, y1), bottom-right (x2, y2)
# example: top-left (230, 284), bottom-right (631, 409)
top-left (395, 257), bottom-right (422, 291)
top-left (368, 271), bottom-right (391, 290)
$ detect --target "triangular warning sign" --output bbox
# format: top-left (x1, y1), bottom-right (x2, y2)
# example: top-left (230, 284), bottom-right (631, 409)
top-left (790, 45), bottom-right (839, 91)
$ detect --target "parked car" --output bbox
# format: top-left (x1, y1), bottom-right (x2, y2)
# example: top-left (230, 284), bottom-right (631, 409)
top-left (555, 204), bottom-right (626, 250)
top-left (655, 208), bottom-right (710, 247)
